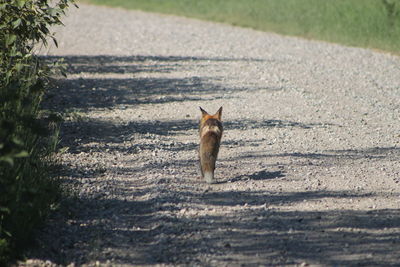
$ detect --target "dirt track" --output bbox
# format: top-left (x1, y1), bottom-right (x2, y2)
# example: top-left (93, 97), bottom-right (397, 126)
top-left (22, 4), bottom-right (400, 266)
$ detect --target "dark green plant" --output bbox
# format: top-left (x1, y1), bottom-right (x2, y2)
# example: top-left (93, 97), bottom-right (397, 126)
top-left (0, 0), bottom-right (75, 264)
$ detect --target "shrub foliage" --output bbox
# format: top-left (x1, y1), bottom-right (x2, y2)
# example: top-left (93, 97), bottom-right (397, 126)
top-left (0, 0), bottom-right (75, 264)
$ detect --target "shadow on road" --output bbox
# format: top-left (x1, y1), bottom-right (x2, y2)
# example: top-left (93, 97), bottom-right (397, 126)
top-left (33, 188), bottom-right (400, 266)
top-left (227, 170), bottom-right (285, 183)
top-left (42, 55), bottom-right (268, 112)
top-left (31, 54), bottom-right (400, 266)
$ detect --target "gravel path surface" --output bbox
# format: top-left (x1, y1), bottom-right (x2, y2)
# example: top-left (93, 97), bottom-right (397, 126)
top-left (22, 4), bottom-right (400, 266)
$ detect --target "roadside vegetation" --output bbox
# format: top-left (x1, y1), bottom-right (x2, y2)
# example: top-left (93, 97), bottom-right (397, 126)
top-left (0, 0), bottom-right (75, 264)
top-left (84, 0), bottom-right (400, 54)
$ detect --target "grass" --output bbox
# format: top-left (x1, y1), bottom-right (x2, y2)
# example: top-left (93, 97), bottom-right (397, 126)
top-left (82, 0), bottom-right (400, 54)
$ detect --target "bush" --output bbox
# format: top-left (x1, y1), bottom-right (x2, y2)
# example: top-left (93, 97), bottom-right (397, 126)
top-left (0, 0), bottom-right (75, 264)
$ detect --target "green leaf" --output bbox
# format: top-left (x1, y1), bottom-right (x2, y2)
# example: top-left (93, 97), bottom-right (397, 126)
top-left (3, 230), bottom-right (12, 238)
top-left (5, 71), bottom-right (12, 82)
top-left (14, 63), bottom-right (25, 72)
top-left (11, 137), bottom-right (24, 146)
top-left (0, 3), bottom-right (8, 10)
top-left (47, 7), bottom-right (56, 16)
top-left (9, 50), bottom-right (22, 57)
top-left (12, 18), bottom-right (22, 29)
top-left (14, 150), bottom-right (29, 158)
top-left (5, 34), bottom-right (17, 46)
top-left (16, 0), bottom-right (26, 8)
top-left (0, 156), bottom-right (14, 166)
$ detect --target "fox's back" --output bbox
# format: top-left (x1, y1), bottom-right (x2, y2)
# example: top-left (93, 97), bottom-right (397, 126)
top-left (200, 118), bottom-right (223, 139)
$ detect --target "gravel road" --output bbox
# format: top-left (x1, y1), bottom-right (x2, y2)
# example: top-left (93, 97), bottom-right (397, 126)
top-left (21, 3), bottom-right (400, 266)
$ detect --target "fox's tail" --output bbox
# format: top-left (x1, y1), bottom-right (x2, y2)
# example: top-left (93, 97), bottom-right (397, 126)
top-left (200, 152), bottom-right (216, 184)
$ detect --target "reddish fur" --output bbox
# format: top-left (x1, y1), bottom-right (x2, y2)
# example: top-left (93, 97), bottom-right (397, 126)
top-left (199, 107), bottom-right (223, 183)
top-left (200, 131), bottom-right (219, 172)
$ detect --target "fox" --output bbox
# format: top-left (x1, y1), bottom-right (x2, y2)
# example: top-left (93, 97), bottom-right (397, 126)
top-left (199, 106), bottom-right (223, 184)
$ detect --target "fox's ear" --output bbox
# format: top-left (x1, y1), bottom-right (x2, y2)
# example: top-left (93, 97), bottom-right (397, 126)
top-left (199, 106), bottom-right (209, 117)
top-left (215, 106), bottom-right (222, 120)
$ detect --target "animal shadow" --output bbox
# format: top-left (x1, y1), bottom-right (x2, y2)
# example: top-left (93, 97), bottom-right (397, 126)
top-left (225, 169), bottom-right (285, 183)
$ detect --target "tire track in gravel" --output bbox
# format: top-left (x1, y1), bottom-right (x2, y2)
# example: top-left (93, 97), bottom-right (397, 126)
top-left (22, 4), bottom-right (400, 266)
